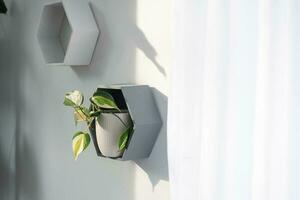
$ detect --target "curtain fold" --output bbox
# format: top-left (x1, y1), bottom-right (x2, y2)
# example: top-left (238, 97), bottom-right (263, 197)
top-left (168, 0), bottom-right (300, 200)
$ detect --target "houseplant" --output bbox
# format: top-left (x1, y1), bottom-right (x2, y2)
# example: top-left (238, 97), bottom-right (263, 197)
top-left (63, 90), bottom-right (133, 160)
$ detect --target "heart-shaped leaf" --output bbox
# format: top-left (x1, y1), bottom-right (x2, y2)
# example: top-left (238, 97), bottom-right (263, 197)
top-left (72, 132), bottom-right (90, 160)
top-left (64, 90), bottom-right (84, 107)
top-left (90, 91), bottom-right (119, 110)
top-left (118, 127), bottom-right (132, 151)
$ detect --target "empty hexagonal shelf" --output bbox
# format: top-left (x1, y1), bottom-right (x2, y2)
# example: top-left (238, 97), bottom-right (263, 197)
top-left (89, 85), bottom-right (162, 161)
top-left (37, 0), bottom-right (99, 66)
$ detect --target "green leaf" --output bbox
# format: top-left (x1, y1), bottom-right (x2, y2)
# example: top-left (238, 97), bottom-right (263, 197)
top-left (72, 132), bottom-right (90, 160)
top-left (82, 106), bottom-right (90, 115)
top-left (90, 91), bottom-right (119, 110)
top-left (64, 90), bottom-right (84, 107)
top-left (89, 110), bottom-right (102, 117)
top-left (118, 127), bottom-right (131, 151)
top-left (63, 97), bottom-right (76, 107)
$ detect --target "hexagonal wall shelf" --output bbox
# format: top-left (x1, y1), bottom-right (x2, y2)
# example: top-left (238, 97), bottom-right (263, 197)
top-left (37, 0), bottom-right (99, 66)
top-left (89, 85), bottom-right (162, 161)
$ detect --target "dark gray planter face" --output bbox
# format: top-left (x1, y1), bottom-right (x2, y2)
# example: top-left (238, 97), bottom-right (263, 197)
top-left (89, 85), bottom-right (162, 161)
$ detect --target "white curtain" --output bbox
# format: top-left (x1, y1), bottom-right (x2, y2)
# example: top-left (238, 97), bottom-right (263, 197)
top-left (168, 0), bottom-right (300, 200)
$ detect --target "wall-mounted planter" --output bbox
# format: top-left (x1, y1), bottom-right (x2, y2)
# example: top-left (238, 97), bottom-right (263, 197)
top-left (37, 0), bottom-right (99, 66)
top-left (90, 85), bottom-right (162, 161)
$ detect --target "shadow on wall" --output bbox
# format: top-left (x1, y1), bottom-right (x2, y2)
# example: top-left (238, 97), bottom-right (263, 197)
top-left (0, 13), bottom-right (10, 200)
top-left (13, 44), bottom-right (42, 200)
top-left (1, 0), bottom-right (42, 199)
top-left (71, 1), bottom-right (166, 83)
top-left (128, 25), bottom-right (166, 77)
top-left (69, 0), bottom-right (169, 188)
top-left (0, 135), bottom-right (15, 200)
top-left (0, 1), bottom-right (18, 199)
top-left (14, 75), bottom-right (42, 200)
top-left (136, 88), bottom-right (169, 187)
top-left (0, 0), bottom-right (169, 199)
top-left (15, 123), bottom-right (42, 200)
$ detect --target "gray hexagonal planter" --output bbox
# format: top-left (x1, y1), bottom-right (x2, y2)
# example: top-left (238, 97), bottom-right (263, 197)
top-left (37, 0), bottom-right (99, 66)
top-left (89, 85), bottom-right (162, 161)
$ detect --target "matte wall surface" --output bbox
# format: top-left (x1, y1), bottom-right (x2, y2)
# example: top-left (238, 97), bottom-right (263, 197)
top-left (0, 0), bottom-right (170, 200)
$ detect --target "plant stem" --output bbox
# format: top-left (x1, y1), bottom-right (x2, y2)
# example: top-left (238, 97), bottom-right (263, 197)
top-left (79, 106), bottom-right (90, 118)
top-left (112, 113), bottom-right (127, 128)
top-left (94, 109), bottom-right (127, 113)
top-left (75, 108), bottom-right (86, 120)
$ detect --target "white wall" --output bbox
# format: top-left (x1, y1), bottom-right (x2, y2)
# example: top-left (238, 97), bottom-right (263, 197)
top-left (0, 0), bottom-right (170, 199)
